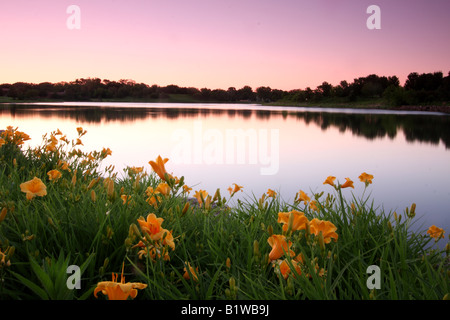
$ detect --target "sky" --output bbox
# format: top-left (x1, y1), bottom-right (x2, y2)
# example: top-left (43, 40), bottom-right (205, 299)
top-left (1, 0), bottom-right (449, 91)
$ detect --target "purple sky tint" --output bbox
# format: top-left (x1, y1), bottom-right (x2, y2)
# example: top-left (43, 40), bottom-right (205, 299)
top-left (1, 0), bottom-right (449, 90)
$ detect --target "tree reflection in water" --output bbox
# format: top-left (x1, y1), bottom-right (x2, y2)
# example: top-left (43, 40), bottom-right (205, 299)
top-left (1, 103), bottom-right (449, 148)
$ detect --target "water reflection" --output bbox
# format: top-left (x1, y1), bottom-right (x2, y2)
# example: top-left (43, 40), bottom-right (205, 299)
top-left (2, 103), bottom-right (450, 148)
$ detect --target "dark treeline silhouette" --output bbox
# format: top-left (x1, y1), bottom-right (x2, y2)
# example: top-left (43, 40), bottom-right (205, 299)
top-left (1, 71), bottom-right (449, 106)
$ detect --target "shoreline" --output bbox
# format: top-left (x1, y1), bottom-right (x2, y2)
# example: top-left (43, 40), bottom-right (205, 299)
top-left (1, 99), bottom-right (449, 114)
top-left (263, 100), bottom-right (450, 114)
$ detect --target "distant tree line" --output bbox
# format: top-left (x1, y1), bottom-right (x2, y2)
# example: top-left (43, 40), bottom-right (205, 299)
top-left (1, 71), bottom-right (449, 106)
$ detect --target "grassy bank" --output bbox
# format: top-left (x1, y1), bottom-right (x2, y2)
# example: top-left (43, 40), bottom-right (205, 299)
top-left (265, 98), bottom-right (450, 114)
top-left (0, 126), bottom-right (449, 300)
top-left (265, 98), bottom-right (387, 109)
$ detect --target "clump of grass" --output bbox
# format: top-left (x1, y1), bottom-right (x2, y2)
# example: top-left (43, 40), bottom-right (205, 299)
top-left (0, 126), bottom-right (448, 300)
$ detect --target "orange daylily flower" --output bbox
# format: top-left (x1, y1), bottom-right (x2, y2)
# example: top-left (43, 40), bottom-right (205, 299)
top-left (137, 214), bottom-right (165, 241)
top-left (296, 190), bottom-right (310, 203)
top-left (341, 178), bottom-right (354, 189)
top-left (20, 177), bottom-right (47, 200)
top-left (156, 182), bottom-right (171, 196)
top-left (45, 144), bottom-right (56, 152)
top-left (129, 166), bottom-right (144, 175)
top-left (47, 169), bottom-right (62, 181)
top-left (0, 247), bottom-right (12, 267)
top-left (183, 185), bottom-right (192, 194)
top-left (183, 262), bottom-right (199, 282)
top-left (0, 138), bottom-right (5, 148)
top-left (87, 153), bottom-right (95, 162)
top-left (267, 234), bottom-right (294, 261)
top-left (146, 195), bottom-right (161, 208)
top-left (359, 172), bottom-right (374, 185)
top-left (277, 210), bottom-right (309, 232)
top-left (228, 183), bottom-right (243, 195)
top-left (194, 190), bottom-right (208, 206)
top-left (1, 126), bottom-right (30, 146)
top-left (101, 148), bottom-right (112, 158)
top-left (60, 135), bottom-right (69, 144)
top-left (136, 244), bottom-right (171, 261)
top-left (427, 225), bottom-right (445, 240)
top-left (149, 155), bottom-right (170, 181)
top-left (309, 200), bottom-right (319, 212)
top-left (145, 186), bottom-right (156, 197)
top-left (144, 186), bottom-right (162, 208)
top-left (267, 189), bottom-right (277, 198)
top-left (49, 134), bottom-right (58, 145)
top-left (121, 194), bottom-right (132, 205)
top-left (45, 136), bottom-right (58, 152)
top-left (58, 160), bottom-right (71, 171)
top-left (161, 229), bottom-right (175, 250)
top-left (309, 218), bottom-right (339, 244)
top-left (94, 264), bottom-right (147, 300)
top-left (323, 176), bottom-right (336, 187)
top-left (277, 259), bottom-right (303, 279)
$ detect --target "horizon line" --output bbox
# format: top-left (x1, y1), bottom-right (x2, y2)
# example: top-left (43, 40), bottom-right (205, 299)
top-left (1, 69), bottom-right (449, 92)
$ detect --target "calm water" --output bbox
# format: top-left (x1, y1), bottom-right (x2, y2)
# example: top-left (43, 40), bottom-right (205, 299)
top-left (1, 102), bottom-right (450, 238)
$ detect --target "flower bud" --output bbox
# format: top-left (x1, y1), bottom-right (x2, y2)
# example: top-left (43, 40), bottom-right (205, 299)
top-left (213, 188), bottom-right (221, 202)
top-left (72, 170), bottom-right (77, 186)
top-left (253, 240), bottom-right (260, 257)
top-left (103, 257), bottom-right (109, 269)
top-left (305, 221), bottom-right (311, 238)
top-left (286, 211), bottom-right (294, 234)
top-left (205, 195), bottom-right (211, 210)
top-left (229, 277), bottom-right (236, 294)
top-left (226, 257), bottom-right (231, 270)
top-left (318, 231), bottom-right (325, 252)
top-left (225, 288), bottom-right (232, 299)
top-left (124, 237), bottom-right (132, 248)
top-left (0, 207), bottom-right (7, 223)
top-left (409, 203), bottom-right (416, 218)
top-left (387, 221), bottom-right (392, 232)
top-left (48, 217), bottom-right (56, 228)
top-left (131, 223), bottom-right (142, 239)
top-left (106, 179), bottom-right (114, 199)
top-left (133, 176), bottom-right (140, 191)
top-left (181, 202), bottom-right (190, 216)
top-left (6, 246), bottom-right (15, 257)
top-left (87, 177), bottom-right (99, 190)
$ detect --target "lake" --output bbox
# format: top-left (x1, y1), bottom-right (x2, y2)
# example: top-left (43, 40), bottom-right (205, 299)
top-left (1, 102), bottom-right (450, 239)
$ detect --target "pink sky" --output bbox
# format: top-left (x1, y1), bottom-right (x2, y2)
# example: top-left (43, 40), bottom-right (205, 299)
top-left (1, 0), bottom-right (449, 91)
